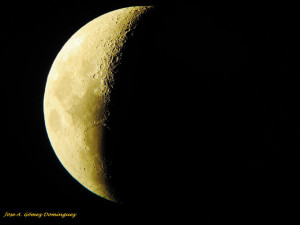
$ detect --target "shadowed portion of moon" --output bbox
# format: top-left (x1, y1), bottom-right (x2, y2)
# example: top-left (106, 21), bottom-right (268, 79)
top-left (101, 6), bottom-right (252, 206)
top-left (45, 4), bottom-right (255, 206)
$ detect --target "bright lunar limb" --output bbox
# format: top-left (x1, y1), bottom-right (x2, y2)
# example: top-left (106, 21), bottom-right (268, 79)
top-left (43, 6), bottom-right (153, 202)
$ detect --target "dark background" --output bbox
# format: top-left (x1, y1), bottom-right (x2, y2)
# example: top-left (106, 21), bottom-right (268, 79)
top-left (0, 0), bottom-right (297, 224)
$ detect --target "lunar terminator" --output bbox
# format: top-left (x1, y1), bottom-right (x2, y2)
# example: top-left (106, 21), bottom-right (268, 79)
top-left (43, 6), bottom-right (153, 202)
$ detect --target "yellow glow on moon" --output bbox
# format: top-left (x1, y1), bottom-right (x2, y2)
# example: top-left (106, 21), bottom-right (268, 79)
top-left (43, 6), bottom-right (153, 202)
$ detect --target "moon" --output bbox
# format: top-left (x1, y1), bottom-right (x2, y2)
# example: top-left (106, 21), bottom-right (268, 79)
top-left (43, 6), bottom-right (153, 203)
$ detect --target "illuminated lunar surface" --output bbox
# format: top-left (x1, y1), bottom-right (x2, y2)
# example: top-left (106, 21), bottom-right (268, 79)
top-left (43, 6), bottom-right (153, 202)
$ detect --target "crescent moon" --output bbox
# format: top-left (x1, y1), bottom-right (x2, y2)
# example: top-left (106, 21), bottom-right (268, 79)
top-left (43, 6), bottom-right (153, 202)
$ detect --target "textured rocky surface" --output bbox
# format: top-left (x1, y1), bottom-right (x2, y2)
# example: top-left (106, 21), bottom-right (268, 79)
top-left (44, 6), bottom-right (153, 202)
